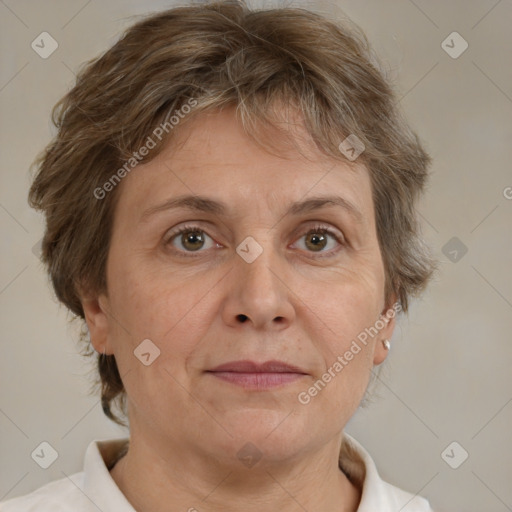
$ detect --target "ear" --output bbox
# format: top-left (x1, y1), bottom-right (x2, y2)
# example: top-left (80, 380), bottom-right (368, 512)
top-left (81, 291), bottom-right (114, 355)
top-left (373, 293), bottom-right (400, 366)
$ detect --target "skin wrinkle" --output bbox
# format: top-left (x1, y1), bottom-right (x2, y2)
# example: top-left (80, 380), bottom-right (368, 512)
top-left (25, 4), bottom-right (437, 507)
top-left (83, 106), bottom-right (397, 512)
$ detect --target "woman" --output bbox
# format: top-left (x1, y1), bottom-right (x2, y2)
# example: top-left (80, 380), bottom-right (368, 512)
top-left (1, 1), bottom-right (438, 510)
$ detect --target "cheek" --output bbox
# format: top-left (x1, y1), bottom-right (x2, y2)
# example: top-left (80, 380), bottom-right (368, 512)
top-left (107, 260), bottom-right (219, 377)
top-left (106, 269), bottom-right (208, 416)
top-left (299, 267), bottom-right (381, 392)
top-left (305, 266), bottom-right (383, 339)
top-left (108, 254), bottom-right (199, 336)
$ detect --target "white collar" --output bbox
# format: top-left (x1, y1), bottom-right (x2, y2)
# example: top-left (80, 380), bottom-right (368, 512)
top-left (83, 437), bottom-right (133, 510)
top-left (81, 435), bottom-right (432, 511)
top-left (340, 433), bottom-right (433, 511)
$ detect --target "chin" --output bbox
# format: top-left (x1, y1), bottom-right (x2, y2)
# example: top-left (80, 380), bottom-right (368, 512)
top-left (206, 408), bottom-right (315, 465)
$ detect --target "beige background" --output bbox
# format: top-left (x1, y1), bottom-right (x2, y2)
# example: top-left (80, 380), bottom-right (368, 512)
top-left (1, 1), bottom-right (511, 511)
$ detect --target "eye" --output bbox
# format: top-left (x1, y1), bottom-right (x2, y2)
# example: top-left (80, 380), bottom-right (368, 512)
top-left (293, 224), bottom-right (345, 256)
top-left (165, 224), bottom-right (218, 256)
top-left (165, 223), bottom-right (345, 258)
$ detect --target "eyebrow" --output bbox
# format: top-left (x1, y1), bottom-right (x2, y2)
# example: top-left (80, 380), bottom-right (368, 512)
top-left (140, 194), bottom-right (364, 224)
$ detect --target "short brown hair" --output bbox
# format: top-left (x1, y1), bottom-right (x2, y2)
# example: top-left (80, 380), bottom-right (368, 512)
top-left (29, 0), bottom-right (437, 426)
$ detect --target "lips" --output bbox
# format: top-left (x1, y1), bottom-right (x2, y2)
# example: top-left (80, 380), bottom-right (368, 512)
top-left (208, 360), bottom-right (308, 374)
top-left (206, 360), bottom-right (308, 390)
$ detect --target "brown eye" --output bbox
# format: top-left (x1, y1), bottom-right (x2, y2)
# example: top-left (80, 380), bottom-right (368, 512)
top-left (294, 226), bottom-right (344, 257)
top-left (166, 225), bottom-right (216, 254)
top-left (179, 229), bottom-right (205, 251)
top-left (304, 231), bottom-right (329, 252)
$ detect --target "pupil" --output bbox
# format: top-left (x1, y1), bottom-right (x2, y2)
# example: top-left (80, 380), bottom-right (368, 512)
top-left (184, 231), bottom-right (203, 250)
top-left (308, 233), bottom-right (326, 251)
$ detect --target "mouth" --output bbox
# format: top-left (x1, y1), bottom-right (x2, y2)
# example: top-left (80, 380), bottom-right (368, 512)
top-left (205, 360), bottom-right (308, 390)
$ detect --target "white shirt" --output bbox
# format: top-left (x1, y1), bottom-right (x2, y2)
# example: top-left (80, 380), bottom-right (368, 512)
top-left (0, 434), bottom-right (434, 511)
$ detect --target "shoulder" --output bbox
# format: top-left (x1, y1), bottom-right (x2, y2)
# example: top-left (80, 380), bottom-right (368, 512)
top-left (0, 437), bottom-right (131, 512)
top-left (340, 433), bottom-right (435, 512)
top-left (378, 479), bottom-right (435, 512)
top-left (0, 472), bottom-right (92, 512)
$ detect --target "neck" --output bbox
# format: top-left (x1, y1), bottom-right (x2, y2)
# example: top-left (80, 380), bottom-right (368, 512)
top-left (109, 436), bottom-right (361, 512)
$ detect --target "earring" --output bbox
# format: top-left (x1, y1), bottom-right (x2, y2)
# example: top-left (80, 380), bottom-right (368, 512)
top-left (382, 339), bottom-right (391, 350)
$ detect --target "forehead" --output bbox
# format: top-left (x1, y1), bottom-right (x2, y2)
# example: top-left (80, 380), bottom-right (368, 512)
top-left (114, 106), bottom-right (375, 227)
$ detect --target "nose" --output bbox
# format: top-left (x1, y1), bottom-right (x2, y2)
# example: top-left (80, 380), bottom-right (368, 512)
top-left (220, 237), bottom-right (296, 331)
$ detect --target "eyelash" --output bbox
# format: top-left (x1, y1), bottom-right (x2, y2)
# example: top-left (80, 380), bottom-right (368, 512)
top-left (165, 223), bottom-right (345, 259)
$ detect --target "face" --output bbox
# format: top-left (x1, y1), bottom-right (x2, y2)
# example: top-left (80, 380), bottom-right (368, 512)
top-left (83, 106), bottom-right (396, 466)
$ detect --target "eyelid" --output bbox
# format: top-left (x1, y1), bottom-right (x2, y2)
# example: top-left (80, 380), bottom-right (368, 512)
top-left (289, 223), bottom-right (346, 258)
top-left (164, 223), bottom-right (219, 257)
top-left (164, 221), bottom-right (346, 257)
top-left (290, 221), bottom-right (345, 243)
